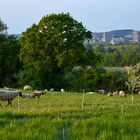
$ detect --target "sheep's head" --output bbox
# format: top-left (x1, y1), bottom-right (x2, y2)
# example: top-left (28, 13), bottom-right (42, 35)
top-left (16, 91), bottom-right (22, 97)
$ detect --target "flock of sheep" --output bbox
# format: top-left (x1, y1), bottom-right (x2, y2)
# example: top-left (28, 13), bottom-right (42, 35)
top-left (87, 90), bottom-right (126, 97)
top-left (0, 85), bottom-right (65, 107)
top-left (0, 84), bottom-right (126, 107)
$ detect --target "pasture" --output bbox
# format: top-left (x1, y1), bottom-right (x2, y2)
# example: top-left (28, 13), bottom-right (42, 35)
top-left (0, 91), bottom-right (140, 140)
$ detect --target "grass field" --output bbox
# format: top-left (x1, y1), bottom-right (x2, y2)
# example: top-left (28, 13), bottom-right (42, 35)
top-left (0, 91), bottom-right (140, 140)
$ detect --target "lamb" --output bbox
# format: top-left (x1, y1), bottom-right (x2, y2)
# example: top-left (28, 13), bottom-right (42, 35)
top-left (107, 92), bottom-right (113, 96)
top-left (61, 89), bottom-right (65, 93)
top-left (0, 90), bottom-right (22, 107)
top-left (32, 91), bottom-right (44, 98)
top-left (50, 88), bottom-right (54, 92)
top-left (24, 85), bottom-right (32, 90)
top-left (87, 92), bottom-right (97, 94)
top-left (119, 91), bottom-right (126, 97)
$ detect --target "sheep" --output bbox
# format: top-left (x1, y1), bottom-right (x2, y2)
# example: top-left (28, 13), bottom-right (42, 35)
top-left (61, 89), bottom-right (65, 93)
top-left (113, 91), bottom-right (119, 95)
top-left (44, 89), bottom-right (48, 92)
top-left (119, 91), bottom-right (126, 97)
top-left (50, 88), bottom-right (54, 92)
top-left (0, 90), bottom-right (22, 107)
top-left (87, 92), bottom-right (97, 94)
top-left (107, 92), bottom-right (113, 96)
top-left (32, 91), bottom-right (44, 98)
top-left (99, 89), bottom-right (107, 95)
top-left (3, 86), bottom-right (10, 90)
top-left (24, 85), bottom-right (32, 90)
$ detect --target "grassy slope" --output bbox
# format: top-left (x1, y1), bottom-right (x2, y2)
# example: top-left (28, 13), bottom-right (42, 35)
top-left (0, 91), bottom-right (140, 140)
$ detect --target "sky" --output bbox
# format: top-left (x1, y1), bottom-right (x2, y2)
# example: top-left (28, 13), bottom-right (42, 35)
top-left (0, 0), bottom-right (140, 34)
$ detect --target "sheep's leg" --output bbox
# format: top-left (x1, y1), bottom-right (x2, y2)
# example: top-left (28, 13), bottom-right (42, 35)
top-left (5, 99), bottom-right (12, 107)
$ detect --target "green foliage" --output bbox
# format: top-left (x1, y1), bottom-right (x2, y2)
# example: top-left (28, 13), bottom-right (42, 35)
top-left (63, 67), bottom-right (126, 92)
top-left (19, 13), bottom-right (99, 89)
top-left (0, 35), bottom-right (22, 87)
top-left (126, 63), bottom-right (140, 93)
top-left (98, 45), bottom-right (140, 66)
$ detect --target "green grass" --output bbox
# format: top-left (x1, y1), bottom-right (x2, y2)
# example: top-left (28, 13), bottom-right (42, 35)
top-left (0, 91), bottom-right (140, 140)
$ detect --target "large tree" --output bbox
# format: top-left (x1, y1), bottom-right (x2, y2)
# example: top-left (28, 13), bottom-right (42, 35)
top-left (19, 13), bottom-right (99, 89)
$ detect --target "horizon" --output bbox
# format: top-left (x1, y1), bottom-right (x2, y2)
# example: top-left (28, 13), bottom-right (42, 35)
top-left (10, 29), bottom-right (140, 35)
top-left (1, 0), bottom-right (140, 34)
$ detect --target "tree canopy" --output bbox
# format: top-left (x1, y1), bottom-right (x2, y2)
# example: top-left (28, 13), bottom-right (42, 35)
top-left (0, 35), bottom-right (22, 87)
top-left (126, 63), bottom-right (140, 93)
top-left (19, 13), bottom-right (99, 89)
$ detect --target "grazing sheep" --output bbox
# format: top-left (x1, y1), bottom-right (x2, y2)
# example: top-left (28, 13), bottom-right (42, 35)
top-left (99, 89), bottom-right (107, 95)
top-left (50, 88), bottom-right (54, 92)
top-left (119, 91), bottom-right (126, 97)
top-left (87, 92), bottom-right (97, 94)
top-left (24, 85), bottom-right (32, 90)
top-left (107, 92), bottom-right (113, 96)
top-left (44, 89), bottom-right (48, 92)
top-left (113, 91), bottom-right (118, 95)
top-left (0, 90), bottom-right (22, 107)
top-left (61, 89), bottom-right (65, 93)
top-left (3, 86), bottom-right (10, 90)
top-left (22, 94), bottom-right (35, 98)
top-left (32, 91), bottom-right (44, 98)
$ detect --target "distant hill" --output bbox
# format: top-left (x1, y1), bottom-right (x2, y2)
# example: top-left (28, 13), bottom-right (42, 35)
top-left (106, 29), bottom-right (134, 37)
top-left (93, 29), bottom-right (140, 44)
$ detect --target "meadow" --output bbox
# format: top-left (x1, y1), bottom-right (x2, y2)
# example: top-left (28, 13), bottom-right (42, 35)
top-left (0, 91), bottom-right (140, 140)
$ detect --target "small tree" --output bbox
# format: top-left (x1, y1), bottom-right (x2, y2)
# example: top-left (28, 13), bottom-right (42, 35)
top-left (126, 63), bottom-right (140, 94)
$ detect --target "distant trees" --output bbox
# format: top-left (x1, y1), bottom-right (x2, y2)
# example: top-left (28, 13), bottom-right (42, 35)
top-left (63, 67), bottom-right (127, 92)
top-left (19, 13), bottom-right (100, 89)
top-left (94, 45), bottom-right (140, 66)
top-left (0, 35), bottom-right (22, 87)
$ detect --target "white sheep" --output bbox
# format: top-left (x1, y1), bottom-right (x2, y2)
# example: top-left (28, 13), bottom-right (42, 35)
top-left (32, 91), bottom-right (44, 98)
top-left (0, 90), bottom-right (22, 107)
top-left (50, 88), bottom-right (54, 92)
top-left (107, 92), bottom-right (113, 96)
top-left (44, 89), bottom-right (48, 92)
top-left (119, 91), bottom-right (126, 97)
top-left (61, 89), bottom-right (65, 93)
top-left (87, 92), bottom-right (97, 94)
top-left (24, 85), bottom-right (32, 90)
top-left (113, 91), bottom-right (118, 95)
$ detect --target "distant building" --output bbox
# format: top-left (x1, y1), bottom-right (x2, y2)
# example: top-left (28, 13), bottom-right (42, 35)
top-left (102, 32), bottom-right (106, 43)
top-left (110, 36), bottom-right (124, 45)
top-left (132, 31), bottom-right (140, 44)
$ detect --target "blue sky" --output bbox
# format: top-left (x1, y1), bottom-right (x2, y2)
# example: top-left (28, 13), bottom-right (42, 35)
top-left (0, 0), bottom-right (140, 34)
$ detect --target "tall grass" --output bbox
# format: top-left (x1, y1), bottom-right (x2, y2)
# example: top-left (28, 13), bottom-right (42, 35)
top-left (0, 92), bottom-right (140, 139)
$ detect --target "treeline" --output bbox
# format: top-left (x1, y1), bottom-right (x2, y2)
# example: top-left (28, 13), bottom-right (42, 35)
top-left (0, 34), bottom-right (22, 87)
top-left (93, 44), bottom-right (140, 66)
